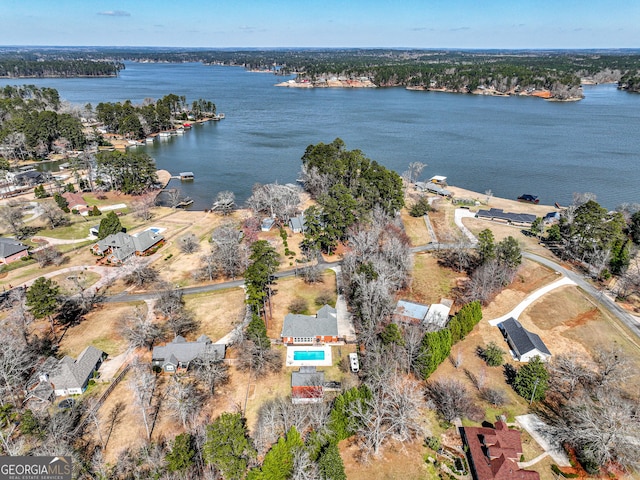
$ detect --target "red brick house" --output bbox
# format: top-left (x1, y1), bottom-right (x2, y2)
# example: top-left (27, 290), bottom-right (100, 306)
top-left (281, 305), bottom-right (339, 345)
top-left (462, 421), bottom-right (540, 480)
top-left (0, 238), bottom-right (29, 264)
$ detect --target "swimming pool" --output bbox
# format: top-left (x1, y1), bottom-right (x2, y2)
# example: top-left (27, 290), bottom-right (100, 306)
top-left (293, 350), bottom-right (325, 361)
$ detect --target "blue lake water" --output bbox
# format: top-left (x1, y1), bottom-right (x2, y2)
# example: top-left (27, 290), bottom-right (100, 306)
top-left (3, 62), bottom-right (639, 210)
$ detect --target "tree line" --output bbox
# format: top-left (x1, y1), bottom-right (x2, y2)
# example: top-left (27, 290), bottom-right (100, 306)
top-left (0, 60), bottom-right (124, 78)
top-left (95, 93), bottom-right (216, 139)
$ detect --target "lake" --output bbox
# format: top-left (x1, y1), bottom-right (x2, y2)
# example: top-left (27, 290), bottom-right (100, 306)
top-left (2, 62), bottom-right (639, 210)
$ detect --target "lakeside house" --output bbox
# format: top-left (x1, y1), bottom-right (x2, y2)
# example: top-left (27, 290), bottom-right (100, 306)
top-left (281, 305), bottom-right (340, 345)
top-left (415, 181), bottom-right (452, 197)
top-left (476, 208), bottom-right (537, 226)
top-left (393, 299), bottom-right (453, 330)
top-left (461, 420), bottom-right (540, 480)
top-left (288, 213), bottom-right (306, 234)
top-left (291, 366), bottom-right (325, 404)
top-left (152, 335), bottom-right (225, 373)
top-left (498, 318), bottom-right (551, 362)
top-left (91, 230), bottom-right (164, 264)
top-left (27, 346), bottom-right (107, 400)
top-left (0, 237), bottom-right (29, 264)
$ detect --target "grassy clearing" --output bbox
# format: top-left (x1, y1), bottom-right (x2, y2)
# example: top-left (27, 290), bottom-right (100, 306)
top-left (402, 253), bottom-right (459, 305)
top-left (183, 288), bottom-right (246, 342)
top-left (47, 270), bottom-right (101, 295)
top-left (400, 209), bottom-right (431, 246)
top-left (57, 302), bottom-right (142, 357)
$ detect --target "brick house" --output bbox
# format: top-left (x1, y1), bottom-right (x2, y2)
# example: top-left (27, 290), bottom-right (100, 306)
top-left (462, 421), bottom-right (540, 480)
top-left (281, 305), bottom-right (340, 345)
top-left (0, 237), bottom-right (29, 264)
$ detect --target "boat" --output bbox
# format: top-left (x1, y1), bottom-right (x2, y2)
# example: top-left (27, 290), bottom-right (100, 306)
top-left (175, 127), bottom-right (185, 135)
top-left (158, 131), bottom-right (171, 138)
top-left (145, 137), bottom-right (155, 143)
top-left (517, 194), bottom-right (540, 204)
top-left (182, 123), bottom-right (192, 129)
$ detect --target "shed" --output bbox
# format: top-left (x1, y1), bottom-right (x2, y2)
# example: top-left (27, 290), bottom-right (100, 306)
top-left (179, 172), bottom-right (194, 181)
top-left (291, 366), bottom-right (325, 404)
top-left (261, 217), bottom-right (276, 232)
top-left (429, 175), bottom-right (448, 185)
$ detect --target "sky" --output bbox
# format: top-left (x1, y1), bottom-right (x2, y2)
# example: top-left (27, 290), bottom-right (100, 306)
top-left (2, 0), bottom-right (638, 49)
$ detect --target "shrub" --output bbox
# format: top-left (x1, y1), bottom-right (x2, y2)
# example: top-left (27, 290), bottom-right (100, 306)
top-left (425, 436), bottom-right (441, 451)
top-left (479, 341), bottom-right (506, 366)
top-left (409, 196), bottom-right (432, 217)
top-left (315, 290), bottom-right (335, 306)
top-left (480, 387), bottom-right (508, 406)
top-left (288, 297), bottom-right (307, 314)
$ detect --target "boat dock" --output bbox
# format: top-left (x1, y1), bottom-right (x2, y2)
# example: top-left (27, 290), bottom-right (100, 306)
top-left (170, 172), bottom-right (195, 181)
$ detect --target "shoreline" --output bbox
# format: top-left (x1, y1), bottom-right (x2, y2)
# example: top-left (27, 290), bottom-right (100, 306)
top-left (276, 79), bottom-right (582, 101)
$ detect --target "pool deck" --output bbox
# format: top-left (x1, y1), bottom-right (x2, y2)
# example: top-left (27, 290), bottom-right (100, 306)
top-left (286, 345), bottom-right (333, 367)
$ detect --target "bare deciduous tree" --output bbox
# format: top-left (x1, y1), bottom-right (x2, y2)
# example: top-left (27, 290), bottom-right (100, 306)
top-left (128, 359), bottom-right (157, 441)
top-left (131, 194), bottom-right (156, 221)
top-left (33, 245), bottom-right (64, 268)
top-left (123, 260), bottom-right (158, 288)
top-left (236, 340), bottom-right (283, 377)
top-left (549, 390), bottom-right (640, 473)
top-left (192, 346), bottom-right (229, 396)
top-left (210, 223), bottom-right (247, 279)
top-left (211, 190), bottom-right (236, 215)
top-left (40, 201), bottom-right (69, 229)
top-left (165, 375), bottom-right (203, 429)
top-left (0, 206), bottom-right (25, 238)
top-left (178, 233), bottom-right (200, 254)
top-left (426, 378), bottom-right (477, 423)
top-left (246, 183), bottom-right (301, 221)
top-left (480, 387), bottom-right (508, 406)
top-left (118, 307), bottom-right (164, 350)
top-left (348, 376), bottom-right (425, 459)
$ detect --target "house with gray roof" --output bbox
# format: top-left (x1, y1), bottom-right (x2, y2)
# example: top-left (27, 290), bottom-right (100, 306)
top-left (152, 335), bottom-right (225, 373)
top-left (0, 237), bottom-right (29, 264)
top-left (91, 230), bottom-right (164, 264)
top-left (498, 318), bottom-right (551, 362)
top-left (476, 208), bottom-right (537, 226)
top-left (38, 346), bottom-right (107, 397)
top-left (281, 305), bottom-right (340, 345)
top-left (288, 214), bottom-right (306, 234)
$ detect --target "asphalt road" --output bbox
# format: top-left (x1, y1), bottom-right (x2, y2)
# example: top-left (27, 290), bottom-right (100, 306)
top-left (101, 238), bottom-right (640, 342)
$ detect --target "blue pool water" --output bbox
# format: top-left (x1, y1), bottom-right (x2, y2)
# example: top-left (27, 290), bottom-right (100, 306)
top-left (293, 350), bottom-right (325, 361)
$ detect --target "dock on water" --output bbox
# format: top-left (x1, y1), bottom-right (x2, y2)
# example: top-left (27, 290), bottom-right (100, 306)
top-left (170, 172), bottom-right (195, 181)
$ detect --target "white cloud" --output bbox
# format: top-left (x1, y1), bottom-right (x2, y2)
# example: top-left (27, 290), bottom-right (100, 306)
top-left (98, 10), bottom-right (131, 17)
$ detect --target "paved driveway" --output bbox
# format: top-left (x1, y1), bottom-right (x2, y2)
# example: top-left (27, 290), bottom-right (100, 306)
top-left (516, 414), bottom-right (571, 467)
